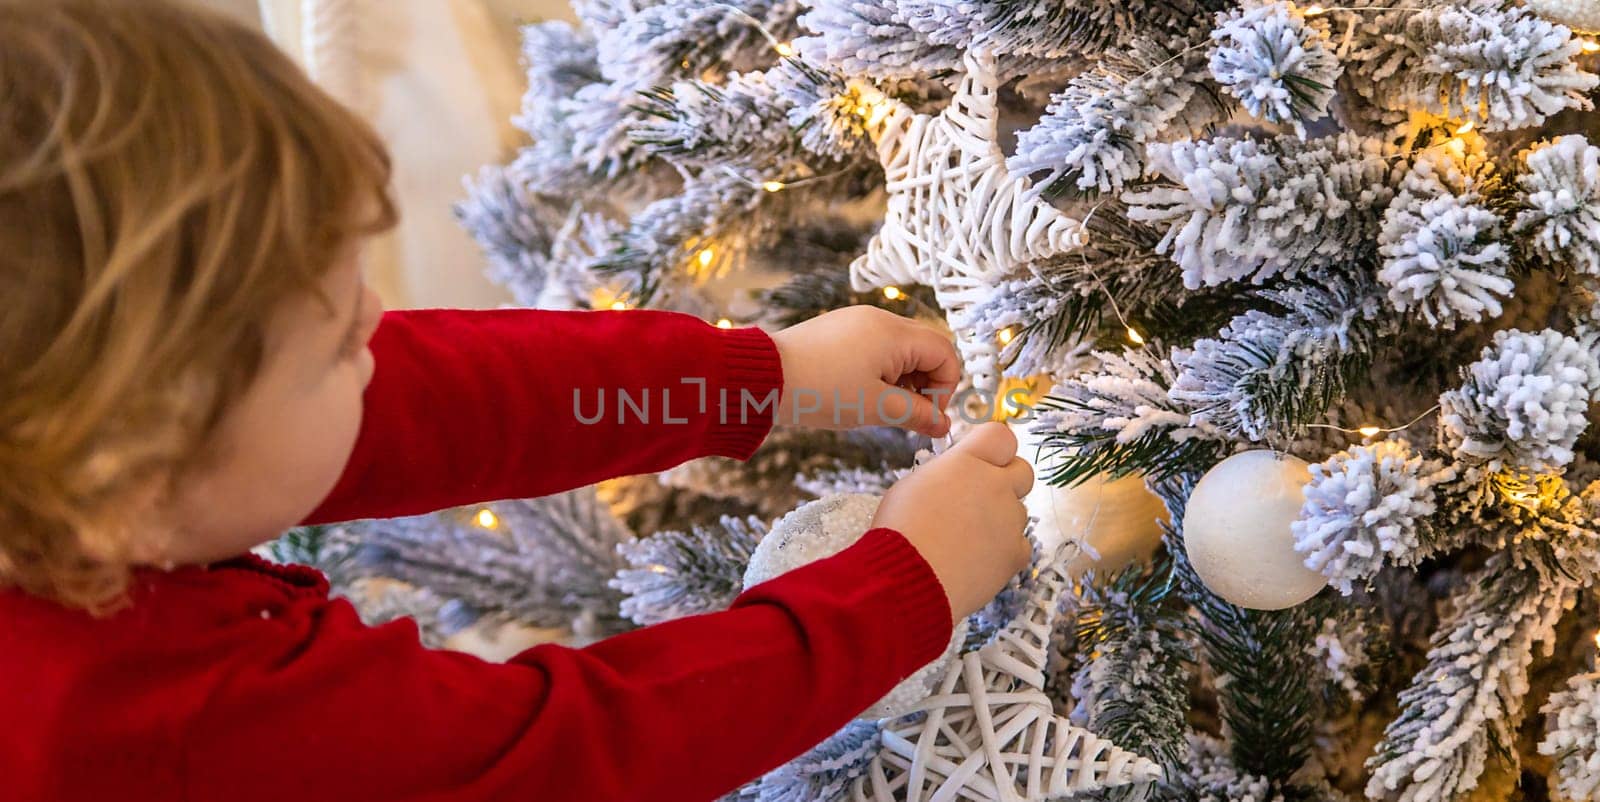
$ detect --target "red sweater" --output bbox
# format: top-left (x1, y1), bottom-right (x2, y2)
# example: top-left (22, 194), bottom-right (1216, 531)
top-left (0, 308), bottom-right (954, 801)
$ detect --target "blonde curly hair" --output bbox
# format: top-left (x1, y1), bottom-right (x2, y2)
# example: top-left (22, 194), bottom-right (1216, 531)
top-left (0, 0), bottom-right (397, 610)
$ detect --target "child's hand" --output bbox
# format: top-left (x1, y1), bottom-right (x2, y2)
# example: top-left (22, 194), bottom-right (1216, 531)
top-left (771, 306), bottom-right (962, 437)
top-left (870, 422), bottom-right (1033, 624)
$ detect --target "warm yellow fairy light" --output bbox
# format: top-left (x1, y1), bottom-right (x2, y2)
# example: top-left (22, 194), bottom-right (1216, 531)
top-left (998, 327), bottom-right (1016, 345)
top-left (762, 180), bottom-right (786, 192)
top-left (854, 88), bottom-right (895, 128)
top-left (697, 247), bottom-right (715, 268)
top-left (475, 509), bottom-right (499, 529)
top-left (882, 286), bottom-right (903, 300)
top-left (1303, 4), bottom-right (1327, 16)
top-left (610, 300), bottom-right (629, 311)
top-left (716, 318), bottom-right (734, 329)
top-left (1582, 39), bottom-right (1600, 55)
top-left (1593, 629), bottom-right (1600, 651)
top-left (1455, 120), bottom-right (1475, 135)
top-left (1357, 425), bottom-right (1382, 437)
top-left (1126, 326), bottom-right (1146, 345)
top-left (774, 41), bottom-right (796, 57)
top-left (1492, 470), bottom-right (1565, 512)
top-left (995, 374), bottom-right (1052, 421)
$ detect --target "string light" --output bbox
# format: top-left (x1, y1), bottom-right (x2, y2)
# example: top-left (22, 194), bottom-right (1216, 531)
top-left (882, 286), bottom-right (903, 300)
top-left (716, 318), bottom-right (734, 329)
top-left (1126, 326), bottom-right (1146, 345)
top-left (1582, 39), bottom-right (1600, 55)
top-left (474, 509), bottom-right (499, 529)
top-left (998, 326), bottom-right (1016, 345)
top-left (1592, 629), bottom-right (1600, 651)
top-left (1305, 405), bottom-right (1441, 439)
top-left (697, 247), bottom-right (716, 269)
top-left (995, 374), bottom-right (1052, 421)
top-left (762, 180), bottom-right (786, 192)
top-left (1493, 470), bottom-right (1564, 512)
top-left (854, 88), bottom-right (895, 128)
top-left (610, 300), bottom-right (629, 311)
top-left (774, 41), bottom-right (796, 57)
top-left (1303, 4), bottom-right (1327, 16)
top-left (1454, 120), bottom-right (1474, 135)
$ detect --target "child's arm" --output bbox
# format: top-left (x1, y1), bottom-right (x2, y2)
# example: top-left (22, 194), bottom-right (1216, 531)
top-left (298, 307), bottom-right (782, 525)
top-left (182, 528), bottom-right (954, 802)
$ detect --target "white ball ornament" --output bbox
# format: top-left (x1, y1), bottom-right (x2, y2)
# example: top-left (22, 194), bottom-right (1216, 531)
top-left (743, 493), bottom-right (968, 720)
top-left (1527, 0), bottom-right (1600, 35)
top-left (1183, 450), bottom-right (1326, 610)
top-left (1010, 420), bottom-right (1169, 579)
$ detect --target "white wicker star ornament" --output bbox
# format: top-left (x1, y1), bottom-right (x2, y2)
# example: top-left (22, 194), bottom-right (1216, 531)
top-left (850, 50), bottom-right (1084, 396)
top-left (849, 542), bottom-right (1163, 801)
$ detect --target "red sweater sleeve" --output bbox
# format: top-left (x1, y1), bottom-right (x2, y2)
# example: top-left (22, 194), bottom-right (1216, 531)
top-left (300, 308), bottom-right (783, 525)
top-left (182, 528), bottom-right (954, 802)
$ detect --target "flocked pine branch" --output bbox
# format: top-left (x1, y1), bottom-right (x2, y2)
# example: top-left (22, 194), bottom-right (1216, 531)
top-left (328, 490), bottom-right (635, 639)
top-left (1170, 733), bottom-right (1343, 802)
top-left (456, 164), bottom-right (566, 305)
top-left (967, 209), bottom-right (1177, 375)
top-left (897, 0), bottom-right (1084, 60)
top-left (1067, 552), bottom-right (1195, 790)
top-left (752, 216), bottom-right (880, 284)
top-left (1170, 267), bottom-right (1388, 441)
top-left (765, 57), bottom-right (887, 163)
top-left (723, 719), bottom-right (884, 802)
top-left (1009, 36), bottom-right (1224, 197)
top-left (1437, 328), bottom-right (1600, 473)
top-left (632, 70), bottom-right (801, 170)
top-left (1365, 554), bottom-right (1578, 802)
top-left (1033, 345), bottom-right (1230, 486)
top-left (340, 579), bottom-right (469, 649)
top-left (595, 0), bottom-right (803, 95)
top-left (1292, 438), bottom-right (1459, 594)
top-left (794, 0), bottom-right (963, 80)
top-left (516, 1), bottom-right (812, 190)
top-left (1333, 0), bottom-right (1597, 133)
top-left (1540, 670), bottom-right (1600, 802)
top-left (1514, 134), bottom-right (1600, 278)
top-left (757, 271), bottom-right (898, 328)
top-left (1174, 735), bottom-right (1280, 802)
top-left (611, 515), bottom-right (766, 626)
top-left (1126, 132), bottom-right (1399, 289)
top-left (510, 20), bottom-right (619, 191)
top-left (1208, 0), bottom-right (1341, 137)
top-left (590, 170), bottom-right (768, 302)
top-left (948, 0), bottom-right (1239, 60)
top-left (1377, 138), bottom-right (1513, 329)
top-left (894, 0), bottom-right (1228, 71)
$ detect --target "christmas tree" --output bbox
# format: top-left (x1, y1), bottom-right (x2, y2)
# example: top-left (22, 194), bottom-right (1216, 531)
top-left (277, 1), bottom-right (1600, 799)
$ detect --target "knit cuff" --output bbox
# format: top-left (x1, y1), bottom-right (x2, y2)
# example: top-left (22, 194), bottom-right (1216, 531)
top-left (703, 326), bottom-right (783, 460)
top-left (841, 528), bottom-right (957, 670)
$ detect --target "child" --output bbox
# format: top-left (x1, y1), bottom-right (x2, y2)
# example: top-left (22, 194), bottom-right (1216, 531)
top-left (0, 2), bottom-right (1034, 800)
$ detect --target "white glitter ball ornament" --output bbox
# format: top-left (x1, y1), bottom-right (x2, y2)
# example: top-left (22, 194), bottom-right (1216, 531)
top-left (1183, 450), bottom-right (1325, 610)
top-left (744, 493), bottom-right (968, 720)
top-left (1527, 0), bottom-right (1600, 34)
